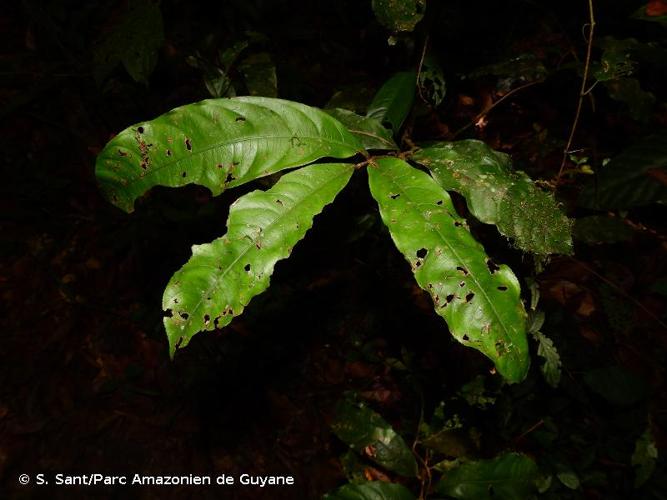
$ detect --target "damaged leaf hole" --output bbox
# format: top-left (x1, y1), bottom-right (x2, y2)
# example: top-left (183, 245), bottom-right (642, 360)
top-left (137, 126), bottom-right (144, 134)
top-left (181, 172), bottom-right (187, 178)
top-left (465, 292), bottom-right (475, 303)
top-left (497, 286), bottom-right (508, 291)
top-left (416, 248), bottom-right (428, 259)
top-left (436, 200), bottom-right (443, 205)
top-left (244, 263), bottom-right (251, 272)
top-left (235, 116), bottom-right (246, 122)
top-left (459, 281), bottom-right (465, 287)
top-left (165, 149), bottom-right (172, 157)
top-left (204, 314), bottom-right (210, 325)
top-left (185, 138), bottom-right (192, 151)
top-left (486, 259), bottom-right (500, 274)
top-left (456, 266), bottom-right (469, 275)
top-left (390, 193), bottom-right (400, 199)
top-left (179, 312), bottom-right (189, 320)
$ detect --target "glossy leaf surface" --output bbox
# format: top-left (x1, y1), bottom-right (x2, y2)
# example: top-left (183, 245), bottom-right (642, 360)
top-left (368, 158), bottom-right (529, 382)
top-left (435, 453), bottom-right (539, 499)
top-left (578, 131), bottom-right (667, 209)
top-left (372, 0), bottom-right (426, 32)
top-left (96, 97), bottom-right (361, 212)
top-left (366, 72), bottom-right (416, 134)
top-left (326, 108), bottom-right (398, 151)
top-left (412, 140), bottom-right (573, 255)
top-left (162, 163), bottom-right (354, 356)
top-left (331, 398), bottom-right (418, 477)
top-left (323, 481), bottom-right (416, 500)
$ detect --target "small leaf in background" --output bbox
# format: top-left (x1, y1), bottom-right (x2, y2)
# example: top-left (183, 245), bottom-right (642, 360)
top-left (557, 470), bottom-right (580, 490)
top-left (583, 366), bottom-right (650, 406)
top-left (326, 109), bottom-right (398, 151)
top-left (331, 398), bottom-right (418, 477)
top-left (604, 78), bottom-right (656, 122)
top-left (458, 376), bottom-right (496, 409)
top-left (412, 140), bottom-right (573, 256)
top-left (470, 54), bottom-right (547, 91)
top-left (435, 452), bottom-right (539, 499)
top-left (92, 0), bottom-right (164, 85)
top-left (371, 0), bottom-right (426, 32)
top-left (219, 40), bottom-right (250, 70)
top-left (186, 54), bottom-right (234, 98)
top-left (323, 481), bottom-right (416, 500)
top-left (367, 71), bottom-right (417, 134)
top-left (592, 38), bottom-right (637, 82)
top-left (632, 428), bottom-right (658, 487)
top-left (531, 331), bottom-right (561, 388)
top-left (578, 131), bottom-right (667, 210)
top-left (95, 97), bottom-right (361, 212)
top-left (239, 52), bottom-right (278, 97)
top-left (162, 163), bottom-right (354, 355)
top-left (327, 84), bottom-right (377, 114)
top-left (573, 215), bottom-right (633, 245)
top-left (418, 54), bottom-right (446, 108)
top-left (368, 158), bottom-right (530, 382)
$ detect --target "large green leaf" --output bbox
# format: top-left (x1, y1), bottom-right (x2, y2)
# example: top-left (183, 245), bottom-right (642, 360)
top-left (579, 131), bottom-right (667, 209)
top-left (412, 140), bottom-right (573, 255)
top-left (368, 158), bottom-right (529, 382)
top-left (331, 398), bottom-right (418, 477)
top-left (366, 72), bottom-right (417, 134)
top-left (326, 108), bottom-right (398, 151)
top-left (323, 481), bottom-right (416, 500)
top-left (436, 453), bottom-right (539, 499)
top-left (372, 0), bottom-right (426, 32)
top-left (95, 97), bottom-right (362, 213)
top-left (162, 163), bottom-right (354, 356)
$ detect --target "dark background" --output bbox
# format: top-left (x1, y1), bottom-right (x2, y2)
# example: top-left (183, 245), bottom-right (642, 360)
top-left (1, 0), bottom-right (666, 498)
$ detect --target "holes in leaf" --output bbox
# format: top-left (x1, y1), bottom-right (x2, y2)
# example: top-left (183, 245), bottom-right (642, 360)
top-left (235, 116), bottom-right (246, 122)
top-left (164, 309), bottom-right (173, 318)
top-left (244, 263), bottom-right (251, 272)
top-left (462, 334), bottom-right (469, 341)
top-left (436, 200), bottom-right (443, 206)
top-left (181, 172), bottom-right (187, 178)
top-left (456, 266), bottom-right (469, 275)
top-left (118, 149), bottom-right (128, 157)
top-left (204, 314), bottom-right (210, 325)
top-left (165, 149), bottom-right (172, 157)
top-left (459, 281), bottom-right (465, 287)
top-left (390, 193), bottom-right (400, 200)
top-left (416, 248), bottom-right (428, 259)
top-left (216, 163), bottom-right (223, 169)
top-left (446, 294), bottom-right (455, 303)
top-left (465, 292), bottom-right (475, 303)
top-left (486, 259), bottom-right (500, 274)
top-left (137, 126), bottom-right (145, 134)
top-left (225, 173), bottom-right (236, 184)
top-left (454, 221), bottom-right (462, 227)
top-left (497, 286), bottom-right (508, 291)
top-left (179, 312), bottom-right (189, 320)
top-left (185, 138), bottom-right (192, 151)
top-left (276, 199), bottom-right (284, 206)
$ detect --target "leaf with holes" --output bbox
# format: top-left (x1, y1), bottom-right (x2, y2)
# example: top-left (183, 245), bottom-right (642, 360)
top-left (95, 97), bottom-right (362, 213)
top-left (372, 0), bottom-right (426, 32)
top-left (366, 72), bottom-right (416, 134)
top-left (331, 398), bottom-right (418, 477)
top-left (418, 54), bottom-right (446, 107)
top-left (435, 453), bottom-right (539, 499)
top-left (162, 163), bottom-right (354, 356)
top-left (412, 140), bottom-right (573, 255)
top-left (326, 108), bottom-right (398, 151)
top-left (323, 481), bottom-right (416, 500)
top-left (368, 158), bottom-right (529, 382)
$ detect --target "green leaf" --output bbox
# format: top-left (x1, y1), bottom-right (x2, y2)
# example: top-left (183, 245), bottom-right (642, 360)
top-left (531, 331), bottom-right (561, 388)
top-left (579, 131), bottom-right (667, 209)
top-left (368, 158), bottom-right (529, 382)
top-left (573, 215), bottom-right (633, 244)
top-left (371, 0), bottom-right (425, 32)
top-left (323, 481), bottom-right (416, 500)
top-left (632, 429), bottom-right (658, 488)
top-left (604, 78), bottom-right (655, 122)
top-left (95, 97), bottom-right (362, 213)
top-left (331, 398), bottom-right (418, 477)
top-left (367, 72), bottom-right (417, 134)
top-left (556, 471), bottom-right (580, 490)
top-left (412, 140), bottom-right (573, 255)
top-left (92, 0), bottom-right (164, 84)
top-left (162, 163), bottom-right (354, 356)
top-left (583, 366), bottom-right (650, 405)
top-left (435, 452), bottom-right (539, 499)
top-left (418, 54), bottom-right (446, 107)
top-left (632, 5), bottom-right (667, 27)
top-left (239, 52), bottom-right (278, 97)
top-left (326, 109), bottom-right (398, 151)
top-left (186, 54), bottom-right (234, 98)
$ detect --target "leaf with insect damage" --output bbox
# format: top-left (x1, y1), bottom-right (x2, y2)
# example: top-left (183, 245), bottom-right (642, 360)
top-left (162, 163), bottom-right (354, 356)
top-left (368, 158), bottom-right (529, 382)
top-left (95, 97), bottom-right (362, 212)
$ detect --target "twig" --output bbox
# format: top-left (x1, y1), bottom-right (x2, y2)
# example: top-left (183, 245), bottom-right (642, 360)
top-left (556, 0), bottom-right (596, 185)
top-left (453, 80), bottom-right (543, 138)
top-left (416, 34), bottom-right (430, 104)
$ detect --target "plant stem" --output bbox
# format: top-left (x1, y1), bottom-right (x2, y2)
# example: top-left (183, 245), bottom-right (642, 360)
top-left (556, 0), bottom-right (596, 185)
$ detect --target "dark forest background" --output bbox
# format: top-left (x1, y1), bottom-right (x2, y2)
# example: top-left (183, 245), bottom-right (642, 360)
top-left (1, 0), bottom-right (666, 498)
